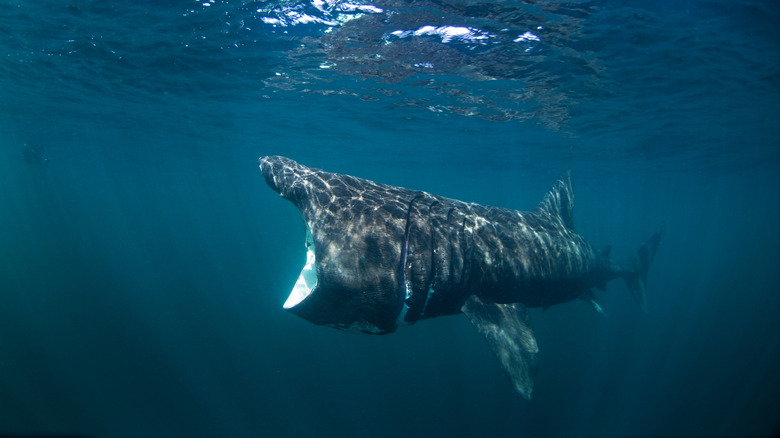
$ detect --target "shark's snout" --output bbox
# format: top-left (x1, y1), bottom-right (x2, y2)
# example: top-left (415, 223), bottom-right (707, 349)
top-left (258, 156), bottom-right (282, 194)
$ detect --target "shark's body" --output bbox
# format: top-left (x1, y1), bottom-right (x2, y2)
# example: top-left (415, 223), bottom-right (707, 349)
top-left (259, 156), bottom-right (662, 398)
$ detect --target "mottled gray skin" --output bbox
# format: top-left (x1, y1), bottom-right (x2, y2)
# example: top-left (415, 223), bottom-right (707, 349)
top-left (259, 156), bottom-right (624, 334)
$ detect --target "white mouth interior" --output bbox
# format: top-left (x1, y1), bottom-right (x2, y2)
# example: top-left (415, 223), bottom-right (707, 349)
top-left (283, 224), bottom-right (317, 309)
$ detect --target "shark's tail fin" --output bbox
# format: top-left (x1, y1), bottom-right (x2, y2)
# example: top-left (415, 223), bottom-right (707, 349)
top-left (623, 223), bottom-right (664, 312)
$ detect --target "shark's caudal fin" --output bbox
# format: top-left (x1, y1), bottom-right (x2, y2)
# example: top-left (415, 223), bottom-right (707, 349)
top-left (461, 296), bottom-right (539, 399)
top-left (623, 224), bottom-right (664, 312)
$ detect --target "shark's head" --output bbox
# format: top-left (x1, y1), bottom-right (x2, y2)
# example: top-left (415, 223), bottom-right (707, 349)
top-left (259, 156), bottom-right (408, 334)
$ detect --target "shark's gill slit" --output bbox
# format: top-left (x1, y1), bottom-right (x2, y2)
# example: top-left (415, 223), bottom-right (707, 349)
top-left (396, 194), bottom-right (422, 322)
top-left (421, 202), bottom-right (438, 318)
top-left (284, 221), bottom-right (317, 309)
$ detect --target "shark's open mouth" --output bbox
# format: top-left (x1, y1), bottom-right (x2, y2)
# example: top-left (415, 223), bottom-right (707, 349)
top-left (283, 223), bottom-right (317, 309)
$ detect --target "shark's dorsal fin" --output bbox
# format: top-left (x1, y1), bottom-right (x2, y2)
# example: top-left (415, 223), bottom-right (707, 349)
top-left (535, 172), bottom-right (574, 230)
top-left (461, 295), bottom-right (538, 399)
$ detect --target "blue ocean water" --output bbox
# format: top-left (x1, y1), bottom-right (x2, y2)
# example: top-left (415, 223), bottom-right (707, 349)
top-left (1, 0), bottom-right (778, 436)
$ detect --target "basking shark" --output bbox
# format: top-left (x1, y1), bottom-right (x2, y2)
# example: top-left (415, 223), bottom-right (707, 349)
top-left (259, 156), bottom-right (662, 398)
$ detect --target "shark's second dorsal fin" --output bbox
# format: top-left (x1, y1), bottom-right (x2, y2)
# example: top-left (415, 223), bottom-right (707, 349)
top-left (535, 172), bottom-right (574, 230)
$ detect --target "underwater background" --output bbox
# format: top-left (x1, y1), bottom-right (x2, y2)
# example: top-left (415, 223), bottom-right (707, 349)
top-left (1, 0), bottom-right (778, 437)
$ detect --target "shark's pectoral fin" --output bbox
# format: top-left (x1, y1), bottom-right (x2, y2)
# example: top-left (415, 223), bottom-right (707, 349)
top-left (461, 295), bottom-right (539, 399)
